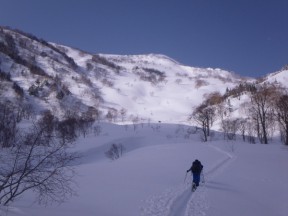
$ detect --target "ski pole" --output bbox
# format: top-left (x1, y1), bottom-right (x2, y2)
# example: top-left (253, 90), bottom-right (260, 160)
top-left (184, 172), bottom-right (187, 183)
top-left (201, 170), bottom-right (205, 183)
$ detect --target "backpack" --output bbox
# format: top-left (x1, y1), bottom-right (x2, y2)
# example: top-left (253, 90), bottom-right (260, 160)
top-left (191, 161), bottom-right (202, 173)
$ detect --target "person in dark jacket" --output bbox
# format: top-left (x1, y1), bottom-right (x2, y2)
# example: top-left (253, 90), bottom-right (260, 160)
top-left (186, 159), bottom-right (203, 188)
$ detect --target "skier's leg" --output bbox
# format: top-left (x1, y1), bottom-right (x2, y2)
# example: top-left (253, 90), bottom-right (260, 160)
top-left (194, 174), bottom-right (200, 186)
top-left (192, 182), bottom-right (197, 191)
top-left (192, 173), bottom-right (199, 191)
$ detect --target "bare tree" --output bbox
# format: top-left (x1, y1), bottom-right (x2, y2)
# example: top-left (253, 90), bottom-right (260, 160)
top-left (221, 118), bottom-right (240, 140)
top-left (189, 104), bottom-right (216, 142)
top-left (0, 101), bottom-right (18, 148)
top-left (275, 93), bottom-right (288, 145)
top-left (246, 120), bottom-right (256, 144)
top-left (0, 106), bottom-right (78, 206)
top-left (106, 108), bottom-right (118, 122)
top-left (205, 91), bottom-right (223, 106)
top-left (249, 84), bottom-right (278, 144)
top-left (93, 124), bottom-right (102, 136)
top-left (120, 108), bottom-right (127, 122)
top-left (239, 118), bottom-right (248, 142)
top-left (105, 143), bottom-right (125, 160)
top-left (85, 106), bottom-right (101, 122)
top-left (131, 115), bottom-right (139, 131)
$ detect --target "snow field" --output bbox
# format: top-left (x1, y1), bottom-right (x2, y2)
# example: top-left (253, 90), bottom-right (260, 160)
top-left (1, 123), bottom-right (288, 216)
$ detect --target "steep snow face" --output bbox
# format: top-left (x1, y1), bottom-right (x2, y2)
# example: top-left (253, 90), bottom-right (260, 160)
top-left (0, 26), bottom-right (286, 124)
top-left (62, 48), bottom-right (247, 123)
top-left (263, 69), bottom-right (288, 87)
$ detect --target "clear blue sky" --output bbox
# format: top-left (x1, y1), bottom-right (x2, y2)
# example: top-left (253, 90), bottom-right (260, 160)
top-left (0, 0), bottom-right (287, 77)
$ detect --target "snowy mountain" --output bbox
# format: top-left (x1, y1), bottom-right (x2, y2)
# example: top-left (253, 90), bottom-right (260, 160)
top-left (0, 26), bottom-right (287, 124)
top-left (1, 26), bottom-right (288, 216)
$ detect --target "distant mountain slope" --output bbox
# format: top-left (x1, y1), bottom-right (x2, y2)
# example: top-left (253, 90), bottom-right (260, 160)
top-left (0, 26), bottom-right (287, 123)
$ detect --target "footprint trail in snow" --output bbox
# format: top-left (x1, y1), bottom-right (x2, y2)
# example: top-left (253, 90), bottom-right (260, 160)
top-left (140, 144), bottom-right (233, 216)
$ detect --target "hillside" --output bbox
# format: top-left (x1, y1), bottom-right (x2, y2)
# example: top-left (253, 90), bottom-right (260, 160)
top-left (1, 26), bottom-right (287, 124)
top-left (0, 27), bottom-right (245, 122)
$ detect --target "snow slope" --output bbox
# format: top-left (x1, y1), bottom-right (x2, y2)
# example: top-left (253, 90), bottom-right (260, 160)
top-left (1, 26), bottom-right (288, 216)
top-left (1, 26), bottom-right (288, 124)
top-left (0, 26), bottom-right (250, 123)
top-left (1, 123), bottom-right (287, 216)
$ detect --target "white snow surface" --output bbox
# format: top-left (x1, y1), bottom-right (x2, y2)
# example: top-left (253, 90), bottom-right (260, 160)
top-left (1, 27), bottom-right (288, 216)
top-left (1, 123), bottom-right (287, 216)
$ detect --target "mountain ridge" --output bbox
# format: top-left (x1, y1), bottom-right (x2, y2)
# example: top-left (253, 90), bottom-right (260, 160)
top-left (0, 26), bottom-right (287, 124)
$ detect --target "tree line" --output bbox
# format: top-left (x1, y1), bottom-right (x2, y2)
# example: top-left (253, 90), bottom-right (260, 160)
top-left (0, 101), bottom-right (99, 206)
top-left (190, 82), bottom-right (288, 145)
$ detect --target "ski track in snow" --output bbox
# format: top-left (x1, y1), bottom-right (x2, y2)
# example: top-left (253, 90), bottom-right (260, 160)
top-left (140, 144), bottom-right (234, 216)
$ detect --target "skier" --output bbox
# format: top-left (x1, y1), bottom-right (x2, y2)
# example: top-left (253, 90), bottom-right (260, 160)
top-left (186, 159), bottom-right (203, 190)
